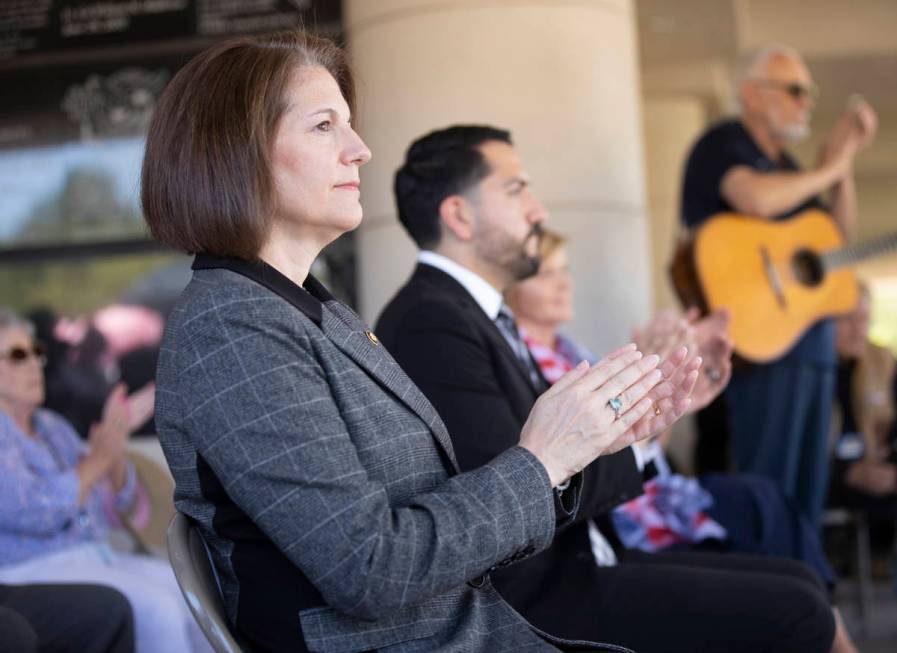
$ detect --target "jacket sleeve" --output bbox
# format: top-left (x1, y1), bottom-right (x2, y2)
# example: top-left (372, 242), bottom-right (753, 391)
top-left (379, 299), bottom-right (642, 522)
top-left (379, 300), bottom-right (538, 472)
top-left (576, 449), bottom-right (645, 520)
top-left (167, 298), bottom-right (557, 621)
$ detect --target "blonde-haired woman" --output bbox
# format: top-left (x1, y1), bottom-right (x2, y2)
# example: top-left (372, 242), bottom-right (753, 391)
top-left (507, 228), bottom-right (860, 653)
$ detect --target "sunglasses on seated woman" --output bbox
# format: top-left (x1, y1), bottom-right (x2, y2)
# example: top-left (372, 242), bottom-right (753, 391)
top-left (1, 342), bottom-right (47, 366)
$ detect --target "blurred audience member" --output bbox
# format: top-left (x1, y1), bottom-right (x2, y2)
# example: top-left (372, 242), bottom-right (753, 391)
top-left (26, 305), bottom-right (163, 439)
top-left (0, 307), bottom-right (207, 653)
top-left (0, 582), bottom-right (134, 653)
top-left (830, 285), bottom-right (897, 559)
top-left (52, 325), bottom-right (113, 438)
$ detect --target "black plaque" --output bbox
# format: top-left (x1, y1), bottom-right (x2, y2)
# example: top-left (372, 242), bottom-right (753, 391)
top-left (0, 0), bottom-right (339, 60)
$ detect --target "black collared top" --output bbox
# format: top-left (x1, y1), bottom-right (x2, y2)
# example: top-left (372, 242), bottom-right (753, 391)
top-left (192, 253), bottom-right (332, 327)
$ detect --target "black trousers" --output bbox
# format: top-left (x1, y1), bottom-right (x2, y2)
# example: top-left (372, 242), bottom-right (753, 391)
top-left (522, 548), bottom-right (835, 653)
top-left (0, 583), bottom-right (135, 653)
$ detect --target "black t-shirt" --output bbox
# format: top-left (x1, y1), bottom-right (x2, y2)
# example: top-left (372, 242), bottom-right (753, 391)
top-left (680, 119), bottom-right (835, 366)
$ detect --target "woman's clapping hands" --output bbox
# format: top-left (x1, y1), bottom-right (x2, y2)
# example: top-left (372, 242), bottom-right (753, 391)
top-left (520, 344), bottom-right (685, 487)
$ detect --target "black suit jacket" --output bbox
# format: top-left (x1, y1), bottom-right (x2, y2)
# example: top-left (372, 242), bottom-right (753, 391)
top-left (375, 263), bottom-right (644, 633)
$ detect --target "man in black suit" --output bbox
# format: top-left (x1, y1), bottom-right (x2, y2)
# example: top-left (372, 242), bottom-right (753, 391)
top-left (375, 125), bottom-right (837, 653)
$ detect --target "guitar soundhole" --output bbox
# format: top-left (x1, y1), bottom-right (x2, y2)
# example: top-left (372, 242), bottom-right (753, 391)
top-left (792, 249), bottom-right (824, 287)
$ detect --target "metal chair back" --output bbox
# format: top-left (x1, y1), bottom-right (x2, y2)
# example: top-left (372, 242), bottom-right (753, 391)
top-left (167, 513), bottom-right (245, 653)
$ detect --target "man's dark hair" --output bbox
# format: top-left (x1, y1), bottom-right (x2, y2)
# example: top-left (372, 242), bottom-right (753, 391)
top-left (394, 125), bottom-right (512, 249)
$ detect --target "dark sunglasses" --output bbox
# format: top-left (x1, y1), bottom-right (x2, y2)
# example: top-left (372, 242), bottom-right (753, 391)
top-left (1, 342), bottom-right (47, 366)
top-left (754, 79), bottom-right (818, 101)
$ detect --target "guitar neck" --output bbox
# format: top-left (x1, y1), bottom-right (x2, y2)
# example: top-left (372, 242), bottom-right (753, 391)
top-left (823, 231), bottom-right (897, 270)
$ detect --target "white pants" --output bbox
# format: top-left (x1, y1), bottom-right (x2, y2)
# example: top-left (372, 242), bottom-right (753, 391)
top-left (0, 543), bottom-right (212, 653)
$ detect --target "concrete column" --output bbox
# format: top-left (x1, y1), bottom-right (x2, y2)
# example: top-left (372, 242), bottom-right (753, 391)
top-left (640, 94), bottom-right (708, 473)
top-left (346, 0), bottom-right (652, 356)
top-left (642, 96), bottom-right (707, 310)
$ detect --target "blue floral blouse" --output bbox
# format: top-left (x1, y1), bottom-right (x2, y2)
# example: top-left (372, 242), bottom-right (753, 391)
top-left (0, 408), bottom-right (138, 566)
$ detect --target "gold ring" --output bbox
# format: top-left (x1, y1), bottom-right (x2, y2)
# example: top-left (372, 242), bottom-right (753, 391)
top-left (653, 404), bottom-right (662, 417)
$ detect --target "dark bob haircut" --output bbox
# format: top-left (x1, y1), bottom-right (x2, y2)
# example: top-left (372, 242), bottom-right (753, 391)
top-left (141, 31), bottom-right (355, 259)
top-left (394, 125), bottom-right (512, 250)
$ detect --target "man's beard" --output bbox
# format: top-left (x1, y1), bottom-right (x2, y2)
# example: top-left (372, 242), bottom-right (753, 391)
top-left (472, 216), bottom-right (543, 284)
top-left (508, 223), bottom-right (543, 281)
top-left (770, 110), bottom-right (810, 143)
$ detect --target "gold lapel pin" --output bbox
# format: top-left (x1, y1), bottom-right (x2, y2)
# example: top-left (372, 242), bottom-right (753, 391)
top-left (365, 330), bottom-right (380, 346)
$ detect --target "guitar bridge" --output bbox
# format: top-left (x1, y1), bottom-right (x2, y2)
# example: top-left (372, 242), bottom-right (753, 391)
top-left (760, 246), bottom-right (787, 310)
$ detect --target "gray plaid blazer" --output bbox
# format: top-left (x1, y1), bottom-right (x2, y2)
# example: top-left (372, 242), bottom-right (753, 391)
top-left (155, 256), bottom-right (630, 653)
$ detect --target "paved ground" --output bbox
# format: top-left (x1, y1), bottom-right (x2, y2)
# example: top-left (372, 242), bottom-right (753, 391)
top-left (835, 577), bottom-right (897, 652)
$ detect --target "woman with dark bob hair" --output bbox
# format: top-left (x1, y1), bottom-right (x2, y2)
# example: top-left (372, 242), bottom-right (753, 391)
top-left (144, 31), bottom-right (692, 652)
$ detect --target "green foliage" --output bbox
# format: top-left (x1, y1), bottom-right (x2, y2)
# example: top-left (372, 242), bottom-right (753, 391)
top-left (0, 253), bottom-right (179, 316)
top-left (13, 167), bottom-right (144, 246)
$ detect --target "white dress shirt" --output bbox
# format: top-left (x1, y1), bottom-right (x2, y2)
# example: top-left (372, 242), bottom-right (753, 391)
top-left (418, 251), bottom-right (503, 319)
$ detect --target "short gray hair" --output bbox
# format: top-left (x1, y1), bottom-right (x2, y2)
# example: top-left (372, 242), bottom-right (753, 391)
top-left (733, 44), bottom-right (803, 113)
top-left (0, 307), bottom-right (35, 339)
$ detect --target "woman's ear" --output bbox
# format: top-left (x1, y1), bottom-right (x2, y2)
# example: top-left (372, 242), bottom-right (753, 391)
top-left (438, 195), bottom-right (475, 242)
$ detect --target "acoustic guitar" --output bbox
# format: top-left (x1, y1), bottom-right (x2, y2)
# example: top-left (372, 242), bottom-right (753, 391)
top-left (670, 209), bottom-right (897, 363)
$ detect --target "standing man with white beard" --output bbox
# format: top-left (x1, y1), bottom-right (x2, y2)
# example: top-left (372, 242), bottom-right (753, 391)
top-left (680, 44), bottom-right (877, 529)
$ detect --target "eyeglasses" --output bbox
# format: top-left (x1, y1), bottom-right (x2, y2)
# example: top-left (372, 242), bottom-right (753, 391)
top-left (0, 343), bottom-right (47, 367)
top-left (752, 79), bottom-right (819, 102)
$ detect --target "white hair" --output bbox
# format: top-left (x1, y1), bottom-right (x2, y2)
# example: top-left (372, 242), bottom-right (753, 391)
top-left (0, 307), bottom-right (35, 338)
top-left (733, 44), bottom-right (803, 114)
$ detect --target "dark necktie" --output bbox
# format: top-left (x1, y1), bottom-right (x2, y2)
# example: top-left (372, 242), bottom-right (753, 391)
top-left (494, 304), bottom-right (547, 392)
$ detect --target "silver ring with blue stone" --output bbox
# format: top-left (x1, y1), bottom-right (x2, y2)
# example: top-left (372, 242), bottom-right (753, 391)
top-left (608, 395), bottom-right (624, 421)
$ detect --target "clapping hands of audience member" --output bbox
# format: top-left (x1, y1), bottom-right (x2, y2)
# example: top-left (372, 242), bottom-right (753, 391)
top-left (124, 381), bottom-right (156, 432)
top-left (632, 309), bottom-right (694, 361)
top-left (689, 309), bottom-right (733, 411)
top-left (846, 458), bottom-right (897, 496)
top-left (627, 344), bottom-right (699, 444)
top-left (629, 309), bottom-right (702, 432)
top-left (89, 385), bottom-right (131, 464)
top-left (843, 429), bottom-right (897, 497)
top-left (520, 344), bottom-right (688, 487)
top-left (633, 308), bottom-right (734, 414)
top-left (82, 382), bottom-right (156, 495)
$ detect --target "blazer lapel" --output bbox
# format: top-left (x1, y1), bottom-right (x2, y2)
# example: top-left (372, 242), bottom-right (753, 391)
top-left (417, 265), bottom-right (545, 400)
top-left (320, 300), bottom-right (461, 473)
top-left (191, 254), bottom-right (461, 473)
